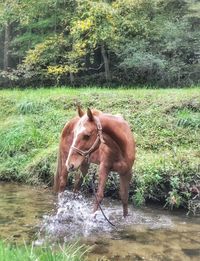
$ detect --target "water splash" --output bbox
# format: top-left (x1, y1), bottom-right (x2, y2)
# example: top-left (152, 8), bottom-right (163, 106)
top-left (38, 191), bottom-right (173, 243)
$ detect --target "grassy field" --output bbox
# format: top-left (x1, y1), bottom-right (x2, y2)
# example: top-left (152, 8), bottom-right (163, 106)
top-left (0, 241), bottom-right (87, 261)
top-left (0, 87), bottom-right (199, 212)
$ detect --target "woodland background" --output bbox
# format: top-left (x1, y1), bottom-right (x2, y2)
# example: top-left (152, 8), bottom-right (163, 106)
top-left (0, 0), bottom-right (200, 88)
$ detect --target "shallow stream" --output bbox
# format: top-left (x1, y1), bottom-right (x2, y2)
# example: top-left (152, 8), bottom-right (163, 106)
top-left (0, 182), bottom-right (200, 261)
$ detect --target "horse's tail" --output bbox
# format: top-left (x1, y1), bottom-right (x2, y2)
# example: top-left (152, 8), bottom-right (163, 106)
top-left (53, 144), bottom-right (62, 193)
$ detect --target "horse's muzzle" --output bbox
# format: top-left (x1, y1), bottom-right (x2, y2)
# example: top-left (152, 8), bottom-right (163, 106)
top-left (68, 163), bottom-right (75, 172)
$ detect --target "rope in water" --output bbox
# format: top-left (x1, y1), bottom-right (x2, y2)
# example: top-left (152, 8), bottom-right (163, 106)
top-left (91, 172), bottom-right (116, 227)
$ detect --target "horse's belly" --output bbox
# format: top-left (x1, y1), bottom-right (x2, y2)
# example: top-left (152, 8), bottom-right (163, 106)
top-left (112, 160), bottom-right (129, 174)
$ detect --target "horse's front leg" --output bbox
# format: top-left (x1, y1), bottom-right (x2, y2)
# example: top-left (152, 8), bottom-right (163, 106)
top-left (59, 166), bottom-right (68, 192)
top-left (73, 162), bottom-right (89, 193)
top-left (93, 164), bottom-right (109, 213)
top-left (54, 151), bottom-right (68, 193)
top-left (55, 148), bottom-right (69, 193)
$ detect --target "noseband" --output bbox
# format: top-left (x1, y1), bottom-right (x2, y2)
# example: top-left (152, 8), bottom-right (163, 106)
top-left (71, 117), bottom-right (105, 161)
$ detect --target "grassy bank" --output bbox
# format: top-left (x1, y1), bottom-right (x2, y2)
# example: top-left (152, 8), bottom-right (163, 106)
top-left (0, 241), bottom-right (87, 261)
top-left (0, 87), bottom-right (200, 212)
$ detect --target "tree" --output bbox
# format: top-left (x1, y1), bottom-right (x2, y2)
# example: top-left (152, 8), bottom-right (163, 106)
top-left (0, 0), bottom-right (199, 87)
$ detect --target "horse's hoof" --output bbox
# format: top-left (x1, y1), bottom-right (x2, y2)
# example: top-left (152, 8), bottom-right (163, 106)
top-left (123, 211), bottom-right (129, 218)
top-left (91, 211), bottom-right (98, 219)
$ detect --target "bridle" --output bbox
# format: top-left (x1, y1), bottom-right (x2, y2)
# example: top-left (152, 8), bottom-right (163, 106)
top-left (71, 117), bottom-right (105, 161)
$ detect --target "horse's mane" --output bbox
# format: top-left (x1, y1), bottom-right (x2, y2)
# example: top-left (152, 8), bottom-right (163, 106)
top-left (91, 109), bottom-right (102, 116)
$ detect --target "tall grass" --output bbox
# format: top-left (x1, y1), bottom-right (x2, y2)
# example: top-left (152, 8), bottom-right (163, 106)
top-left (0, 87), bottom-right (199, 211)
top-left (0, 241), bottom-right (88, 261)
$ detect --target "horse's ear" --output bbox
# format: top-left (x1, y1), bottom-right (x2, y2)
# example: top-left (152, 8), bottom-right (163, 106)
top-left (87, 108), bottom-right (94, 121)
top-left (77, 106), bottom-right (84, 117)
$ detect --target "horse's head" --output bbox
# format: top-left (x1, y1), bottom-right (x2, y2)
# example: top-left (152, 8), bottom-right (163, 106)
top-left (66, 107), bottom-right (102, 171)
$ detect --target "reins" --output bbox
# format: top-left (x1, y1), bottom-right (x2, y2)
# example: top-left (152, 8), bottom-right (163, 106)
top-left (91, 171), bottom-right (116, 227)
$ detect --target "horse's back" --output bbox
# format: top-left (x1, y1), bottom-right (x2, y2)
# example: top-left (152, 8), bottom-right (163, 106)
top-left (100, 113), bottom-right (135, 169)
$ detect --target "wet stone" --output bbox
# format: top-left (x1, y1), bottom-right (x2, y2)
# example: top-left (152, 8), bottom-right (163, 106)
top-left (13, 234), bottom-right (21, 238)
top-left (182, 248), bottom-right (200, 257)
top-left (119, 232), bottom-right (137, 241)
top-left (110, 254), bottom-right (145, 261)
top-left (91, 245), bottom-right (109, 255)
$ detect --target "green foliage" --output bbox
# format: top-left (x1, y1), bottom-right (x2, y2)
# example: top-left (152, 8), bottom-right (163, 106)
top-left (0, 0), bottom-right (199, 87)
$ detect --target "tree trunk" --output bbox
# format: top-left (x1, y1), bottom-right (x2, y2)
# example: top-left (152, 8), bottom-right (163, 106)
top-left (3, 23), bottom-right (10, 70)
top-left (54, 0), bottom-right (57, 34)
top-left (70, 72), bottom-right (75, 85)
top-left (101, 44), bottom-right (111, 82)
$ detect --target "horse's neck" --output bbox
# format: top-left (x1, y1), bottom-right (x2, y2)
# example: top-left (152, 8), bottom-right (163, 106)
top-left (100, 115), bottom-right (129, 156)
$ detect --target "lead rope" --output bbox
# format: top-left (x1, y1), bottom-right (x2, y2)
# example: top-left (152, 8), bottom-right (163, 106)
top-left (91, 171), bottom-right (116, 227)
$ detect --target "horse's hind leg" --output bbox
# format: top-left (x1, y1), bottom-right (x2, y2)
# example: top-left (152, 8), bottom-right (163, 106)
top-left (73, 162), bottom-right (89, 192)
top-left (119, 171), bottom-right (132, 217)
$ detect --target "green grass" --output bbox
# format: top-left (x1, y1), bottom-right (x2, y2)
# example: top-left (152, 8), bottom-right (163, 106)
top-left (0, 87), bottom-right (200, 212)
top-left (0, 241), bottom-right (88, 261)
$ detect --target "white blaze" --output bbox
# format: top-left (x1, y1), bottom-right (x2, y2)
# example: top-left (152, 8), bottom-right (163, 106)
top-left (65, 118), bottom-right (86, 169)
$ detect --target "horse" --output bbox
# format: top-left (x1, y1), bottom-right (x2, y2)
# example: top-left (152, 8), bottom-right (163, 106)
top-left (54, 107), bottom-right (136, 217)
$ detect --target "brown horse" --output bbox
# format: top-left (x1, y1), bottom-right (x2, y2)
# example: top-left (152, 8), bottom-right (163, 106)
top-left (54, 107), bottom-right (135, 217)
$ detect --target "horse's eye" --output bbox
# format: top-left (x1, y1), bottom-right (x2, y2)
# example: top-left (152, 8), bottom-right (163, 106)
top-left (83, 134), bottom-right (90, 140)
